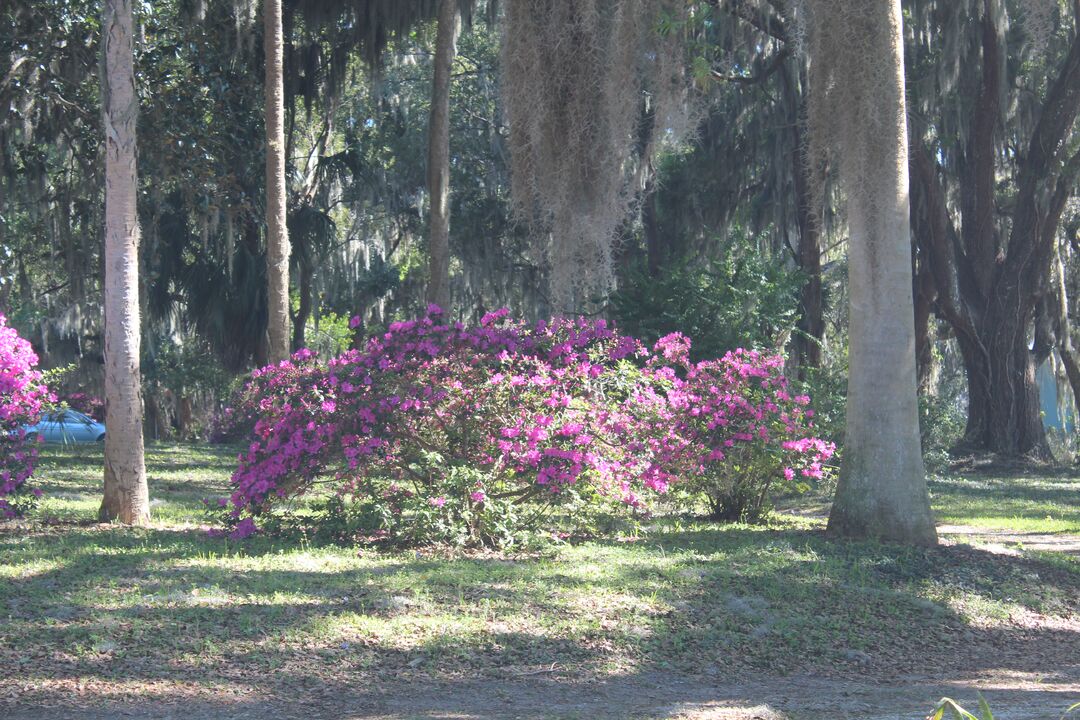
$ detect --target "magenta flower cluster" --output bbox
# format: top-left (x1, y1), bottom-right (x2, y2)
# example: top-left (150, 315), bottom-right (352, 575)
top-left (0, 315), bottom-right (51, 518)
top-left (649, 337), bottom-right (834, 520)
top-left (224, 306), bottom-right (833, 540)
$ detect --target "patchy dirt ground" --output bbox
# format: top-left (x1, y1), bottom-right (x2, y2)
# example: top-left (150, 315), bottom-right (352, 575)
top-left (2, 669), bottom-right (1078, 719)
top-left (939, 524), bottom-right (1080, 556)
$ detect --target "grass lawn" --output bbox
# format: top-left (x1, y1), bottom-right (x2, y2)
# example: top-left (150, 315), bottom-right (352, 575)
top-left (929, 472), bottom-right (1080, 534)
top-left (1, 443), bottom-right (1078, 719)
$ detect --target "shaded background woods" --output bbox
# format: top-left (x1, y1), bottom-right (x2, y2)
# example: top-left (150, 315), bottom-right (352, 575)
top-left (2, 0), bottom-right (1079, 462)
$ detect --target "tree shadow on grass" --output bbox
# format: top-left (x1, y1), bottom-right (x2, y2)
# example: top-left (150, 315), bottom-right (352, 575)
top-left (931, 473), bottom-right (1080, 506)
top-left (1, 525), bottom-right (1078, 718)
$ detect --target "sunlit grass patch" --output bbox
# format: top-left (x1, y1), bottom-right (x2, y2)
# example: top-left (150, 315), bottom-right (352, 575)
top-left (930, 473), bottom-right (1080, 533)
top-left (0, 443), bottom-right (1077, 707)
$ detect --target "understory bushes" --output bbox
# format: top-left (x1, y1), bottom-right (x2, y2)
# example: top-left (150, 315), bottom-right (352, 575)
top-left (610, 241), bottom-right (802, 364)
top-left (221, 307), bottom-right (833, 545)
top-left (0, 314), bottom-right (51, 518)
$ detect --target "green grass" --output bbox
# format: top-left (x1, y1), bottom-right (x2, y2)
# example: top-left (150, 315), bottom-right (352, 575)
top-left (27, 442), bottom-right (236, 526)
top-left (929, 472), bottom-right (1080, 533)
top-left (1, 444), bottom-right (1078, 708)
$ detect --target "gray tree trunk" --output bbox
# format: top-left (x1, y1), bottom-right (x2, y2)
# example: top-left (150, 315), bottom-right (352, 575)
top-left (100, 0), bottom-right (149, 525)
top-left (814, 0), bottom-right (936, 545)
top-left (265, 0), bottom-right (290, 362)
top-left (426, 0), bottom-right (461, 313)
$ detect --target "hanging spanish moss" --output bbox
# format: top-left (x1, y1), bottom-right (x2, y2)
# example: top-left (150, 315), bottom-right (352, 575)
top-left (795, 0), bottom-right (923, 239)
top-left (1020, 0), bottom-right (1058, 52)
top-left (501, 0), bottom-right (691, 313)
top-left (794, 0), bottom-right (862, 219)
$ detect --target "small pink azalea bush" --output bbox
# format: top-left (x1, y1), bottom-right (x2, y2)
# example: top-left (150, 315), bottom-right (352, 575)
top-left (0, 315), bottom-right (51, 518)
top-left (211, 359), bottom-right (324, 443)
top-left (222, 306), bottom-right (833, 545)
top-left (652, 335), bottom-right (833, 520)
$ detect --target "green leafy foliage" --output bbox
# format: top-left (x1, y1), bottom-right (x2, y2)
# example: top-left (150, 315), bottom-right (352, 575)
top-left (920, 391), bottom-right (966, 468)
top-left (144, 338), bottom-right (232, 400)
top-left (929, 694), bottom-right (1080, 720)
top-left (929, 695), bottom-right (995, 720)
top-left (792, 365), bottom-right (847, 448)
top-left (301, 310), bottom-right (354, 358)
top-left (610, 235), bottom-right (803, 362)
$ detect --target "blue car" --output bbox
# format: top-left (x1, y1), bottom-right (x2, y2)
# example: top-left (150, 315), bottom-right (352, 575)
top-left (23, 409), bottom-right (106, 444)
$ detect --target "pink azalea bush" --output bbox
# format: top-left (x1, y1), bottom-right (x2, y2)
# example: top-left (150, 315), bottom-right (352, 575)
top-left (222, 306), bottom-right (833, 544)
top-left (211, 358), bottom-right (325, 444)
top-left (650, 336), bottom-right (833, 520)
top-left (0, 315), bottom-right (52, 518)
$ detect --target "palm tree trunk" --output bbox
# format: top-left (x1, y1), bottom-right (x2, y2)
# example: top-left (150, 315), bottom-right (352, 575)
top-left (293, 260), bottom-right (312, 351)
top-left (100, 0), bottom-right (149, 525)
top-left (265, 0), bottom-right (290, 362)
top-left (425, 0), bottom-right (461, 313)
top-left (814, 0), bottom-right (936, 545)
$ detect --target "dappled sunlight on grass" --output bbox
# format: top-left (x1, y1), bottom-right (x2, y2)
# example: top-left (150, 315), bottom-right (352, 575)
top-left (930, 473), bottom-right (1080, 533)
top-left (28, 442), bottom-right (241, 528)
top-left (0, 555), bottom-right (65, 579)
top-left (0, 443), bottom-right (1078, 709)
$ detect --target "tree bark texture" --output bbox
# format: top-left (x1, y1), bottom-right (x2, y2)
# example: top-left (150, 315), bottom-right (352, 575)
top-left (293, 260), bottom-right (312, 351)
top-left (265, 0), bottom-right (291, 363)
top-left (100, 0), bottom-right (149, 525)
top-left (425, 0), bottom-right (461, 313)
top-left (910, 145), bottom-right (946, 394)
top-left (1049, 244), bottom-right (1080, 414)
top-left (813, 0), bottom-right (937, 545)
top-left (778, 62), bottom-right (825, 374)
top-left (793, 122), bottom-right (824, 371)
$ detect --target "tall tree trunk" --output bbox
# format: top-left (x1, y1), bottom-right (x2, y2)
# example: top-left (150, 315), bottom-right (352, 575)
top-left (1050, 241), bottom-right (1080, 414)
top-left (642, 172), bottom-right (664, 277)
top-left (913, 276), bottom-right (935, 393)
top-left (910, 139), bottom-right (962, 396)
top-left (177, 395), bottom-right (194, 439)
top-left (957, 291), bottom-right (1051, 459)
top-left (813, 0), bottom-right (936, 545)
top-left (793, 143), bottom-right (824, 372)
top-left (100, 0), bottom-right (149, 526)
top-left (783, 64), bottom-right (825, 374)
top-left (145, 388), bottom-right (170, 441)
top-left (264, 0), bottom-right (290, 362)
top-left (425, 0), bottom-right (461, 313)
top-left (961, 17), bottom-right (1080, 459)
top-left (293, 261), bottom-right (312, 351)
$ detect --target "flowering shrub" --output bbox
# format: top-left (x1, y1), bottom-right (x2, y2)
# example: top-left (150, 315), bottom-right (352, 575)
top-left (210, 359), bottom-right (326, 444)
top-left (222, 307), bottom-right (833, 544)
top-left (651, 337), bottom-right (834, 521)
top-left (0, 315), bottom-right (51, 518)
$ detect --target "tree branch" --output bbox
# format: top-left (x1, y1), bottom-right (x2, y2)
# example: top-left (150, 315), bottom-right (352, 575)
top-left (711, 46), bottom-right (791, 85)
top-left (1004, 24), bottom-right (1080, 287)
top-left (714, 0), bottom-right (790, 44)
top-left (911, 143), bottom-right (982, 344)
